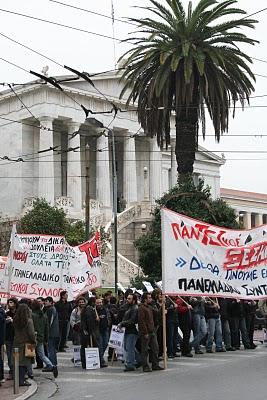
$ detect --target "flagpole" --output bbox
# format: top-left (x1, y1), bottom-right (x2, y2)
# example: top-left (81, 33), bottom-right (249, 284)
top-left (111, 0), bottom-right (117, 70)
top-left (7, 223), bottom-right (16, 298)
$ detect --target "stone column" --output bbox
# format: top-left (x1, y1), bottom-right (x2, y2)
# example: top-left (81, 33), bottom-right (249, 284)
top-left (170, 139), bottom-right (178, 187)
top-left (38, 117), bottom-right (54, 204)
top-left (243, 212), bottom-right (252, 229)
top-left (149, 138), bottom-right (162, 203)
top-left (96, 131), bottom-right (111, 207)
top-left (255, 213), bottom-right (263, 227)
top-left (67, 122), bottom-right (82, 209)
top-left (123, 134), bottom-right (137, 205)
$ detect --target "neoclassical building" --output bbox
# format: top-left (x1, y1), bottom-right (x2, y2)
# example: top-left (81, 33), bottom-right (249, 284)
top-left (0, 71), bottom-right (225, 285)
top-left (221, 188), bottom-right (267, 229)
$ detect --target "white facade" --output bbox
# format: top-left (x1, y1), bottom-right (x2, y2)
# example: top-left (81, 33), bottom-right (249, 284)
top-left (0, 72), bottom-right (225, 222)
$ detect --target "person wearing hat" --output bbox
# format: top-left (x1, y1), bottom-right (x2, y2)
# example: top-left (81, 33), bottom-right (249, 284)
top-left (44, 297), bottom-right (59, 371)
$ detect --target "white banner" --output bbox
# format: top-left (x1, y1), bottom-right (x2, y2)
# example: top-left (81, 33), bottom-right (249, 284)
top-left (0, 230), bottom-right (102, 301)
top-left (162, 208), bottom-right (267, 299)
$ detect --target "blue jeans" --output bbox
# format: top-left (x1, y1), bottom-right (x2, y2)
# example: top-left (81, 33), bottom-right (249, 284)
top-left (191, 314), bottom-right (207, 351)
top-left (97, 331), bottom-right (109, 364)
top-left (36, 342), bottom-right (53, 368)
top-left (48, 337), bottom-right (58, 366)
top-left (5, 340), bottom-right (13, 376)
top-left (206, 318), bottom-right (223, 351)
top-left (124, 333), bottom-right (141, 369)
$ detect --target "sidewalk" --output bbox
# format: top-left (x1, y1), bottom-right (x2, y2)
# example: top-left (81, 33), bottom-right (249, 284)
top-left (2, 372), bottom-right (37, 400)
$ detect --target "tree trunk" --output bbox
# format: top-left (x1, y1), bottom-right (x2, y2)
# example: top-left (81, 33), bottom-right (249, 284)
top-left (175, 92), bottom-right (199, 184)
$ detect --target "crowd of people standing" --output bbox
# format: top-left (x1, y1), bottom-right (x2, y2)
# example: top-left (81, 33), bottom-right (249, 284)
top-left (0, 287), bottom-right (266, 386)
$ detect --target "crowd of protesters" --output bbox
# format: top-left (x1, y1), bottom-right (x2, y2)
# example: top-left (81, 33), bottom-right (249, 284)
top-left (0, 288), bottom-right (266, 385)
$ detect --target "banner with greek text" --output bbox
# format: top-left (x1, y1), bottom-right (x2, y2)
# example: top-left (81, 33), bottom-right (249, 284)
top-left (0, 231), bottom-right (102, 301)
top-left (162, 208), bottom-right (267, 299)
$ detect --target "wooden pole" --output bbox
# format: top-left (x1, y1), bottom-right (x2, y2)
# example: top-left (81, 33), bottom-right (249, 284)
top-left (162, 294), bottom-right (167, 370)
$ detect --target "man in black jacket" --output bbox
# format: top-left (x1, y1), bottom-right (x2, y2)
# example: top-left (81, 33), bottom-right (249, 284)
top-left (0, 300), bottom-right (6, 385)
top-left (118, 293), bottom-right (141, 371)
top-left (205, 298), bottom-right (225, 353)
top-left (55, 291), bottom-right (69, 352)
top-left (80, 297), bottom-right (98, 369)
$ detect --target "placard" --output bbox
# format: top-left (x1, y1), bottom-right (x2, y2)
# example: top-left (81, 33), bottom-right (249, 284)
top-left (108, 325), bottom-right (125, 349)
top-left (73, 345), bottom-right (81, 367)
top-left (85, 347), bottom-right (100, 369)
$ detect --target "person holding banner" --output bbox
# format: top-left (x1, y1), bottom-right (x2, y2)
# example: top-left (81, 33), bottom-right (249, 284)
top-left (205, 298), bottom-right (225, 353)
top-left (189, 296), bottom-right (207, 354)
top-left (138, 292), bottom-right (164, 372)
top-left (118, 293), bottom-right (141, 372)
top-left (228, 299), bottom-right (252, 350)
top-left (176, 297), bottom-right (193, 357)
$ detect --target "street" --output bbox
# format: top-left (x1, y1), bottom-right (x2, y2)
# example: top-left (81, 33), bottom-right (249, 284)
top-left (29, 341), bottom-right (266, 400)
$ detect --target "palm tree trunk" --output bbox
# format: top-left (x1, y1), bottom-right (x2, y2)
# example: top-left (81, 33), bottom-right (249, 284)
top-left (175, 92), bottom-right (198, 184)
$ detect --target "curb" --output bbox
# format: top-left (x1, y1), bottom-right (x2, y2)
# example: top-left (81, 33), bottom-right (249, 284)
top-left (14, 379), bottom-right (38, 400)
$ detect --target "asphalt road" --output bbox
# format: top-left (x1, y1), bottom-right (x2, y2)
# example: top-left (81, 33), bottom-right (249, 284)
top-left (30, 341), bottom-right (266, 400)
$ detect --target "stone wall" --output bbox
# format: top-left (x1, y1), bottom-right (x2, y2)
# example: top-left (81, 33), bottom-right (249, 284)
top-left (0, 218), bottom-right (12, 256)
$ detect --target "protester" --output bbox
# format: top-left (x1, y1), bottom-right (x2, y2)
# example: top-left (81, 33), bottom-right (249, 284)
top-left (70, 297), bottom-right (87, 345)
top-left (189, 296), bottom-right (207, 354)
top-left (218, 298), bottom-right (236, 351)
top-left (95, 298), bottom-right (111, 368)
top-left (32, 300), bottom-right (58, 378)
top-left (118, 293), bottom-right (141, 371)
top-left (244, 300), bottom-right (257, 348)
top-left (0, 300), bottom-right (6, 386)
top-left (151, 288), bottom-right (164, 359)
top-left (176, 296), bottom-right (193, 357)
top-left (166, 296), bottom-right (180, 358)
top-left (13, 304), bottom-right (36, 386)
top-left (44, 296), bottom-right (59, 369)
top-left (80, 297), bottom-right (98, 369)
top-left (55, 291), bottom-right (69, 352)
top-left (228, 299), bottom-right (252, 350)
top-left (205, 298), bottom-right (225, 353)
top-left (5, 297), bottom-right (19, 380)
top-left (138, 292), bottom-right (164, 372)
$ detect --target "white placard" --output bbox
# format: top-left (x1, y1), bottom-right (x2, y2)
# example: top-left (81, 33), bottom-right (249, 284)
top-left (73, 345), bottom-right (81, 367)
top-left (142, 281), bottom-right (154, 292)
top-left (108, 325), bottom-right (125, 349)
top-left (85, 347), bottom-right (100, 369)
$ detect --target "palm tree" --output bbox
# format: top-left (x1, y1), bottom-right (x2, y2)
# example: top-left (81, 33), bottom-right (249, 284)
top-left (119, 0), bottom-right (258, 183)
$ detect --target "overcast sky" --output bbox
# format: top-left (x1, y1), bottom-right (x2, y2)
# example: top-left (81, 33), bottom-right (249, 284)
top-left (1, 0), bottom-right (267, 194)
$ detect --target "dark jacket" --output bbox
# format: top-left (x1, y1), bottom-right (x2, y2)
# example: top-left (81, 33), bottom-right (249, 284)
top-left (80, 305), bottom-right (97, 337)
top-left (205, 301), bottom-right (220, 320)
top-left (243, 301), bottom-right (257, 317)
top-left (0, 306), bottom-right (6, 345)
top-left (13, 318), bottom-right (36, 366)
top-left (55, 299), bottom-right (69, 322)
top-left (227, 299), bottom-right (245, 318)
top-left (32, 311), bottom-right (49, 343)
top-left (218, 298), bottom-right (229, 321)
top-left (5, 309), bottom-right (15, 341)
top-left (189, 297), bottom-right (205, 316)
top-left (166, 297), bottom-right (179, 323)
top-left (46, 305), bottom-right (60, 338)
top-left (138, 304), bottom-right (159, 335)
top-left (118, 303), bottom-right (138, 335)
top-left (97, 307), bottom-right (111, 333)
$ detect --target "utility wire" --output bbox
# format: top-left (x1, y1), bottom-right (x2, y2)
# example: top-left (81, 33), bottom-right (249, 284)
top-left (47, 0), bottom-right (138, 27)
top-left (0, 8), bottom-right (122, 41)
